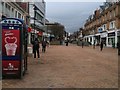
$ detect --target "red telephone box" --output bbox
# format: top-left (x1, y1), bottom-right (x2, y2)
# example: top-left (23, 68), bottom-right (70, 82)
top-left (1, 18), bottom-right (28, 78)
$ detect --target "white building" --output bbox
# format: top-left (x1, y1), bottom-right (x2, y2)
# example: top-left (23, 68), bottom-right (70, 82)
top-left (29, 0), bottom-right (46, 43)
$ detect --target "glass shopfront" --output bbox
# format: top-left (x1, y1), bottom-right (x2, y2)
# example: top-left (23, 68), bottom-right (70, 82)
top-left (108, 32), bottom-right (115, 47)
top-left (108, 37), bottom-right (115, 45)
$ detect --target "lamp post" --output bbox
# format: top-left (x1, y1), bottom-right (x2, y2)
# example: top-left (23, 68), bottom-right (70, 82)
top-left (34, 5), bottom-right (37, 40)
top-left (29, 3), bottom-right (36, 42)
top-left (29, 3), bottom-right (40, 43)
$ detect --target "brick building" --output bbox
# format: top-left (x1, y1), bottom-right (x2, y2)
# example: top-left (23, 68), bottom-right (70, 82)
top-left (84, 2), bottom-right (120, 47)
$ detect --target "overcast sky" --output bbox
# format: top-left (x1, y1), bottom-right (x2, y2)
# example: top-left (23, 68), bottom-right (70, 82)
top-left (45, 2), bottom-right (104, 33)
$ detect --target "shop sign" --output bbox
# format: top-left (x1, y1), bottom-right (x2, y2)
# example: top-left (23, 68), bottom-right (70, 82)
top-left (101, 33), bottom-right (107, 38)
top-left (108, 32), bottom-right (115, 37)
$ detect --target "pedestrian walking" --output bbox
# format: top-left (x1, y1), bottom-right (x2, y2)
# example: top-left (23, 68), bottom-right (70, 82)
top-left (117, 42), bottom-right (120, 55)
top-left (100, 40), bottom-right (104, 51)
top-left (33, 38), bottom-right (40, 58)
top-left (82, 41), bottom-right (84, 48)
top-left (42, 39), bottom-right (47, 53)
top-left (65, 39), bottom-right (69, 46)
top-left (60, 40), bottom-right (62, 45)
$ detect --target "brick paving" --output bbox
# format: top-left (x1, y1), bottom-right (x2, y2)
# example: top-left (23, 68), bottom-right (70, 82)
top-left (2, 44), bottom-right (118, 88)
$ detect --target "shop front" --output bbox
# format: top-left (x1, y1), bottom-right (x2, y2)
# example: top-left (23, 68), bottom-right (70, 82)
top-left (100, 32), bottom-right (107, 46)
top-left (95, 33), bottom-right (100, 46)
top-left (107, 32), bottom-right (115, 47)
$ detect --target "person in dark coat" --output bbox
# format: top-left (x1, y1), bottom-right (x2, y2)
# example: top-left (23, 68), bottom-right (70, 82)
top-left (42, 39), bottom-right (47, 53)
top-left (33, 38), bottom-right (40, 58)
top-left (65, 39), bottom-right (69, 46)
top-left (100, 40), bottom-right (104, 51)
top-left (82, 40), bottom-right (84, 48)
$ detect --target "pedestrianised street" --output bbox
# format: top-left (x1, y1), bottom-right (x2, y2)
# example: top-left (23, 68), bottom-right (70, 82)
top-left (2, 45), bottom-right (118, 88)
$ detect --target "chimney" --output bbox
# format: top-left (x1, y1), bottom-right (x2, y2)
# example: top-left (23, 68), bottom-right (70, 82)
top-left (94, 9), bottom-right (100, 18)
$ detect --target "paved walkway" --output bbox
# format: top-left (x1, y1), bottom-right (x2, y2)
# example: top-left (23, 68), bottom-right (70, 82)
top-left (2, 44), bottom-right (118, 88)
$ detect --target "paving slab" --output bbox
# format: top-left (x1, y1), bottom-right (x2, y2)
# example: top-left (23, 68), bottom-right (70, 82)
top-left (2, 44), bottom-right (118, 88)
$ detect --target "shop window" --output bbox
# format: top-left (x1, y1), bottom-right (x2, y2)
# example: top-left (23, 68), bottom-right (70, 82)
top-left (108, 38), bottom-right (115, 45)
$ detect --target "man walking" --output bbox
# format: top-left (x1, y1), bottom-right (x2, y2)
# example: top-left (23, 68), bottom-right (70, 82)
top-left (65, 39), bottom-right (69, 46)
top-left (33, 38), bottom-right (40, 59)
top-left (82, 40), bottom-right (84, 48)
top-left (100, 40), bottom-right (104, 51)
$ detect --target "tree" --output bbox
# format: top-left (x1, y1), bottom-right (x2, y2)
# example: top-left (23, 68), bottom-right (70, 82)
top-left (47, 23), bottom-right (65, 40)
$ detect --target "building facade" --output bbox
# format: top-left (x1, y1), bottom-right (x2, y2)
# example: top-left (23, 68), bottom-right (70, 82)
top-left (0, 1), bottom-right (46, 44)
top-left (0, 2), bottom-right (29, 23)
top-left (84, 2), bottom-right (120, 48)
top-left (29, 0), bottom-right (46, 43)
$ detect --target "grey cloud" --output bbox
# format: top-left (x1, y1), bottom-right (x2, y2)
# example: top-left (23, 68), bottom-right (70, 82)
top-left (46, 2), bottom-right (103, 33)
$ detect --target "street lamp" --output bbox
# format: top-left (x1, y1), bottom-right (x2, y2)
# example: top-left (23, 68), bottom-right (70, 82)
top-left (33, 5), bottom-right (37, 40)
top-left (29, 3), bottom-right (39, 40)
